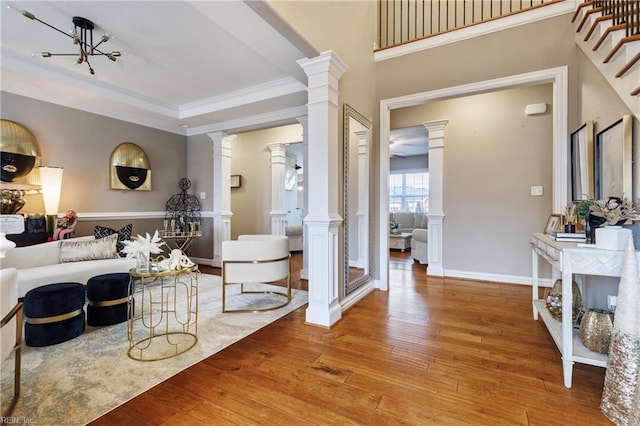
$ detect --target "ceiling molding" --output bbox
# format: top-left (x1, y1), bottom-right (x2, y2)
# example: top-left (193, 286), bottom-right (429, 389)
top-left (178, 77), bottom-right (306, 119)
top-left (187, 105), bottom-right (308, 136)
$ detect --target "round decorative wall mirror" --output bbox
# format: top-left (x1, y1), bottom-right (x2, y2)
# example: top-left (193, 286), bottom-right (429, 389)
top-left (110, 142), bottom-right (151, 191)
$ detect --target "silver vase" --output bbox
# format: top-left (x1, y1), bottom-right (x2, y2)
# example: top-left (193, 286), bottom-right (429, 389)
top-left (579, 308), bottom-right (614, 354)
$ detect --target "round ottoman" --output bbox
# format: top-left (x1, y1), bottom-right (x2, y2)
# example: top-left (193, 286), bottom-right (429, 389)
top-left (24, 282), bottom-right (86, 347)
top-left (87, 273), bottom-right (132, 327)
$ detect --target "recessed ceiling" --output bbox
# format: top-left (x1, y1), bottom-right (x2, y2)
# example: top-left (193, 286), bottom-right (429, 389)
top-left (0, 1), bottom-right (314, 136)
top-left (390, 125), bottom-right (428, 157)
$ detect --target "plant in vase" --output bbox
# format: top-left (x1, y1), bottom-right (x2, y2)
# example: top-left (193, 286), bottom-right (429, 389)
top-left (576, 197), bottom-right (640, 244)
top-left (121, 230), bottom-right (166, 273)
top-left (390, 221), bottom-right (400, 235)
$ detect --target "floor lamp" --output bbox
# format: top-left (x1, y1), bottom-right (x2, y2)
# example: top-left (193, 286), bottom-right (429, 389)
top-left (39, 166), bottom-right (63, 234)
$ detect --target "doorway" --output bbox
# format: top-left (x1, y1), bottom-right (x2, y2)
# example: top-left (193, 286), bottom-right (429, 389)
top-left (377, 67), bottom-right (569, 291)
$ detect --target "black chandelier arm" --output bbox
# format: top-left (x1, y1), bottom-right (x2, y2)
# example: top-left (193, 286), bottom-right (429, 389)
top-left (22, 10), bottom-right (75, 41)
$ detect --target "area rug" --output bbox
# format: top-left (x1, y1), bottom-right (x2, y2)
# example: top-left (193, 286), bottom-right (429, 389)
top-left (0, 274), bottom-right (307, 425)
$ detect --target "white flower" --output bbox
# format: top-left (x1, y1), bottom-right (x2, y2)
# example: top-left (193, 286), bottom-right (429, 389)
top-left (121, 230), bottom-right (166, 259)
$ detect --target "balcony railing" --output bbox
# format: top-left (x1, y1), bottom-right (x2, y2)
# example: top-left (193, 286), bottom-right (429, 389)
top-left (377, 0), bottom-right (563, 50)
top-left (593, 0), bottom-right (640, 37)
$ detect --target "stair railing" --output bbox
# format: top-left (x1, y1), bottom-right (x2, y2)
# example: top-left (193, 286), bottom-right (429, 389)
top-left (377, 0), bottom-right (563, 50)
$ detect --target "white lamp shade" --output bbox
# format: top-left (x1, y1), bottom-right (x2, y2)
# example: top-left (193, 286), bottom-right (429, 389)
top-left (39, 166), bottom-right (64, 215)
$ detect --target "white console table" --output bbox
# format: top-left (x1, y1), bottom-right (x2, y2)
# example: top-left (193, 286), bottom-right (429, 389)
top-left (530, 232), bottom-right (635, 388)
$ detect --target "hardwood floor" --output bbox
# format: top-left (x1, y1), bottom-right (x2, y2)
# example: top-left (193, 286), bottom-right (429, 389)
top-left (91, 251), bottom-right (610, 425)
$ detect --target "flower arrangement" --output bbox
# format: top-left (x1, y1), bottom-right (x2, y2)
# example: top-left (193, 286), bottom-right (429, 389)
top-left (589, 197), bottom-right (640, 225)
top-left (390, 221), bottom-right (400, 234)
top-left (121, 230), bottom-right (166, 272)
top-left (576, 197), bottom-right (640, 226)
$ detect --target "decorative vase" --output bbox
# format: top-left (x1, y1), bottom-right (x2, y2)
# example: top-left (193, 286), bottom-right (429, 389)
top-left (136, 251), bottom-right (150, 273)
top-left (587, 214), bottom-right (606, 244)
top-left (595, 226), bottom-right (632, 251)
top-left (579, 308), bottom-right (614, 354)
top-left (544, 278), bottom-right (583, 324)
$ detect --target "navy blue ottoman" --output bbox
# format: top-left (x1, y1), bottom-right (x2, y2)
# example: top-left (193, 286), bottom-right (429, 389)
top-left (24, 282), bottom-right (86, 347)
top-left (87, 273), bottom-right (132, 327)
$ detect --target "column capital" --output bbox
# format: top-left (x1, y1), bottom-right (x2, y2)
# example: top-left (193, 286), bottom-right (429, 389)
top-left (297, 50), bottom-right (348, 80)
top-left (207, 131), bottom-right (237, 146)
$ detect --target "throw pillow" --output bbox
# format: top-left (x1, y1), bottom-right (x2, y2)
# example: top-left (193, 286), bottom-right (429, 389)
top-left (59, 233), bottom-right (119, 263)
top-left (94, 224), bottom-right (133, 257)
top-left (420, 214), bottom-right (429, 229)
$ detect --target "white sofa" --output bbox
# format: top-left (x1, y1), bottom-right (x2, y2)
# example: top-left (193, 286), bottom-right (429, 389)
top-left (390, 212), bottom-right (428, 233)
top-left (390, 211), bottom-right (428, 263)
top-left (411, 228), bottom-right (428, 264)
top-left (3, 235), bottom-right (136, 299)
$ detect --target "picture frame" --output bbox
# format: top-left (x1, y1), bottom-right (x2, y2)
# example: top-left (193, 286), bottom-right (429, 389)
top-left (570, 121), bottom-right (594, 201)
top-left (544, 214), bottom-right (563, 234)
top-left (595, 115), bottom-right (633, 199)
top-left (230, 174), bottom-right (241, 188)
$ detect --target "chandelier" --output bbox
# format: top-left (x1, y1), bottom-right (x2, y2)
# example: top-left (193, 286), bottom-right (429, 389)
top-left (18, 7), bottom-right (121, 75)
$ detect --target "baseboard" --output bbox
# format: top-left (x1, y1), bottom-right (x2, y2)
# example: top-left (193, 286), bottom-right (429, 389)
top-left (445, 269), bottom-right (553, 287)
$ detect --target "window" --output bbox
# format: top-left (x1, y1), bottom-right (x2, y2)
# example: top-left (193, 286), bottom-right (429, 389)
top-left (389, 172), bottom-right (429, 212)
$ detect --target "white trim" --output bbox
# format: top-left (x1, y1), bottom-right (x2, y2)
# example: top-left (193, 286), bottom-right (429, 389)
top-left (379, 67), bottom-right (568, 290)
top-left (186, 106), bottom-right (308, 136)
top-left (340, 281), bottom-right (375, 312)
top-left (179, 77), bottom-right (306, 119)
top-left (444, 269), bottom-right (554, 287)
top-left (76, 211), bottom-right (215, 221)
top-left (374, 2), bottom-right (575, 62)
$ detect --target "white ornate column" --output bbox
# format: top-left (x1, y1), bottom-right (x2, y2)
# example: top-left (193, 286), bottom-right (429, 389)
top-left (423, 119), bottom-right (448, 277)
top-left (297, 51), bottom-right (348, 327)
top-left (297, 115), bottom-right (310, 280)
top-left (208, 131), bottom-right (236, 268)
top-left (267, 143), bottom-right (288, 236)
top-left (355, 129), bottom-right (368, 269)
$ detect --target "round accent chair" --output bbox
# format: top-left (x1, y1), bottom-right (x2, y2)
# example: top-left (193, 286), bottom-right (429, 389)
top-left (24, 282), bottom-right (86, 347)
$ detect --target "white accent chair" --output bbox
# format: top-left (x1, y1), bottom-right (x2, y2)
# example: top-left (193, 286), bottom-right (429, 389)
top-left (285, 225), bottom-right (303, 252)
top-left (411, 228), bottom-right (428, 265)
top-left (1, 267), bottom-right (23, 416)
top-left (221, 235), bottom-right (291, 313)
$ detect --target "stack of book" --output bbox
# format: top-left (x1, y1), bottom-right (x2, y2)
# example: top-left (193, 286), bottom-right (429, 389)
top-left (547, 231), bottom-right (587, 242)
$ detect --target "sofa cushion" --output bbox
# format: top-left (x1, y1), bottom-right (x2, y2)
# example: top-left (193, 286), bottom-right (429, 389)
top-left (393, 212), bottom-right (415, 229)
top-left (15, 257), bottom-right (136, 299)
top-left (2, 238), bottom-right (70, 270)
top-left (59, 234), bottom-right (119, 263)
top-left (94, 224), bottom-right (132, 256)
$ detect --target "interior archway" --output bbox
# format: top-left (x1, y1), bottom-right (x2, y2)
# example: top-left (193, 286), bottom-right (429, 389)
top-left (377, 67), bottom-right (568, 289)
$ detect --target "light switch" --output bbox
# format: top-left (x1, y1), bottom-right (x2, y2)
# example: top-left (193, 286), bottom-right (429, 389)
top-left (200, 192), bottom-right (206, 200)
top-left (531, 186), bottom-right (543, 196)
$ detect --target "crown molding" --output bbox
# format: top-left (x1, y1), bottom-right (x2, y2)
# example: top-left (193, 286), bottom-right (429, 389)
top-left (178, 77), bottom-right (306, 119)
top-left (186, 105), bottom-right (307, 136)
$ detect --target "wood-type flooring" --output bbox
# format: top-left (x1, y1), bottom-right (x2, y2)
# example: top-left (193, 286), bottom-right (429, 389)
top-left (91, 251), bottom-right (611, 425)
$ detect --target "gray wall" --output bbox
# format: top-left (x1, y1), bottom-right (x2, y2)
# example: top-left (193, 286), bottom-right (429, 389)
top-left (1, 91), bottom-right (189, 252)
top-left (392, 84), bottom-right (553, 278)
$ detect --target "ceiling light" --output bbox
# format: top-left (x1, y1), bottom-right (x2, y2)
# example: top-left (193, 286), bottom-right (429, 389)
top-left (17, 7), bottom-right (121, 75)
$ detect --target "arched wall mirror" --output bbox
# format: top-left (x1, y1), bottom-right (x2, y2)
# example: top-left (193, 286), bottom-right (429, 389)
top-left (343, 104), bottom-right (373, 296)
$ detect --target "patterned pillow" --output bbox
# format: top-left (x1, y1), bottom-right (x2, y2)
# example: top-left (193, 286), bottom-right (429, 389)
top-left (94, 224), bottom-right (133, 257)
top-left (59, 233), bottom-right (119, 263)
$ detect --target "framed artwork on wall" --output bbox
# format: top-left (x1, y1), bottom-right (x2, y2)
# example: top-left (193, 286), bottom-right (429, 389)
top-left (595, 115), bottom-right (632, 199)
top-left (230, 174), bottom-right (241, 188)
top-left (570, 121), bottom-right (594, 201)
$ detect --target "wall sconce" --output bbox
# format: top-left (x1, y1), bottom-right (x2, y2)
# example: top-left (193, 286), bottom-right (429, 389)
top-left (39, 166), bottom-right (63, 233)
